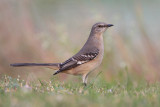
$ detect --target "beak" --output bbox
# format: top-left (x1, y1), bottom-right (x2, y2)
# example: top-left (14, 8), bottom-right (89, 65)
top-left (106, 24), bottom-right (113, 27)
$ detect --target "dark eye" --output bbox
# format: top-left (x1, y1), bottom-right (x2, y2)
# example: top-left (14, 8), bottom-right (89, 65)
top-left (98, 25), bottom-right (103, 27)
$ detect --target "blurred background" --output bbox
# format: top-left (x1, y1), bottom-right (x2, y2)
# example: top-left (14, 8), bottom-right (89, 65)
top-left (0, 0), bottom-right (160, 83)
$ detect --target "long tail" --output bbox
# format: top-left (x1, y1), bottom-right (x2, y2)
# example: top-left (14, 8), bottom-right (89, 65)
top-left (10, 63), bottom-right (60, 69)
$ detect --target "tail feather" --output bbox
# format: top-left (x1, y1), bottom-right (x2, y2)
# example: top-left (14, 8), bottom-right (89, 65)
top-left (10, 63), bottom-right (59, 68)
top-left (11, 63), bottom-right (61, 73)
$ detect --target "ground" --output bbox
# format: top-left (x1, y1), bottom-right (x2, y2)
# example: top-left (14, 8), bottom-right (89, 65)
top-left (0, 75), bottom-right (160, 107)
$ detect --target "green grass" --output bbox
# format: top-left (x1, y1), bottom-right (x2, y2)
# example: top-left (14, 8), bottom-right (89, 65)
top-left (0, 75), bottom-right (160, 107)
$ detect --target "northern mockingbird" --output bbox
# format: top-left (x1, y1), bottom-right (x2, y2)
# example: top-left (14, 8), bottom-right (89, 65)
top-left (10, 22), bottom-right (113, 86)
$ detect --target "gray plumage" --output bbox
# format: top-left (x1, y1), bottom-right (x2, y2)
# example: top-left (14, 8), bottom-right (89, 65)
top-left (10, 22), bottom-right (113, 86)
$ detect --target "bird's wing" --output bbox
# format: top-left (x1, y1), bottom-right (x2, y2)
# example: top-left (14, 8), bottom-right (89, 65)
top-left (59, 48), bottom-right (99, 72)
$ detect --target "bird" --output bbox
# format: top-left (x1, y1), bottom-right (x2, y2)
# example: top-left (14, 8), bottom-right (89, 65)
top-left (10, 22), bottom-right (113, 86)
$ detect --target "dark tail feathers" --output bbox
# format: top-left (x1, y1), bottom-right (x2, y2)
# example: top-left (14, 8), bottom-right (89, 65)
top-left (10, 63), bottom-right (59, 67)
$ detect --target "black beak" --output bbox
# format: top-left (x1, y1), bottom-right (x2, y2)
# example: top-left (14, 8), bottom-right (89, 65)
top-left (106, 24), bottom-right (113, 27)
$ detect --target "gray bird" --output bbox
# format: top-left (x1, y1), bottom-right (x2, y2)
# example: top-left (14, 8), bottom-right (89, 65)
top-left (10, 22), bottom-right (113, 86)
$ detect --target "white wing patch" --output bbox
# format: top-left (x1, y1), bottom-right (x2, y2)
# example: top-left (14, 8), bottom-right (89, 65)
top-left (71, 54), bottom-right (97, 65)
top-left (77, 61), bottom-right (88, 65)
top-left (72, 57), bottom-right (88, 65)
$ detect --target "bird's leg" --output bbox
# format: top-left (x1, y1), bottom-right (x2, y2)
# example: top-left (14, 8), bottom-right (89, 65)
top-left (82, 73), bottom-right (89, 86)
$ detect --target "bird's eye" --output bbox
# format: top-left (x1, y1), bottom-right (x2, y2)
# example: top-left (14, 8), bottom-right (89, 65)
top-left (98, 25), bottom-right (103, 27)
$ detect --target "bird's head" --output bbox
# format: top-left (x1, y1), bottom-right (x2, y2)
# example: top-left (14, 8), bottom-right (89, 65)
top-left (91, 22), bottom-right (113, 34)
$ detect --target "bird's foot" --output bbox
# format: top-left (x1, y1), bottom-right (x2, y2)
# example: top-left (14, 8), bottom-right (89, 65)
top-left (83, 83), bottom-right (87, 87)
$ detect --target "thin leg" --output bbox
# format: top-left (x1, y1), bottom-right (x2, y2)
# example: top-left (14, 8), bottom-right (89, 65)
top-left (82, 73), bottom-right (89, 86)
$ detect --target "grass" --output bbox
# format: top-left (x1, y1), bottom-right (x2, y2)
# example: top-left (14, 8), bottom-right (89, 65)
top-left (0, 75), bottom-right (160, 107)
